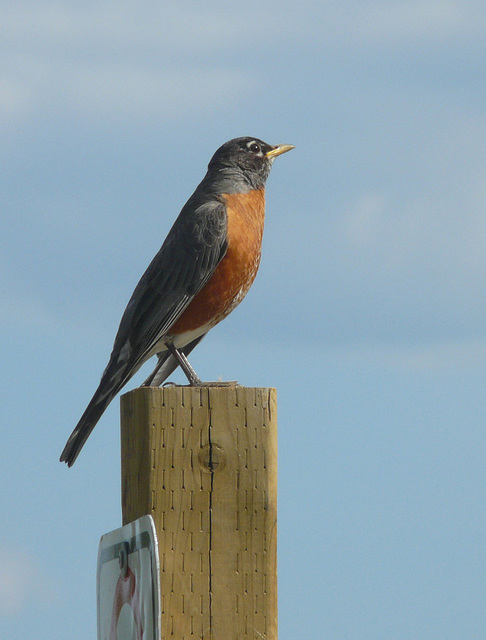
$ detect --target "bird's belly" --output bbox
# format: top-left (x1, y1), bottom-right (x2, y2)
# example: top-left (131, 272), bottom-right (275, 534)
top-left (169, 245), bottom-right (261, 334)
top-left (169, 189), bottom-right (265, 335)
top-left (147, 323), bottom-right (213, 357)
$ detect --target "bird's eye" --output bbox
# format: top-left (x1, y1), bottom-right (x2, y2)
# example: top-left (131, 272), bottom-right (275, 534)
top-left (249, 142), bottom-right (261, 154)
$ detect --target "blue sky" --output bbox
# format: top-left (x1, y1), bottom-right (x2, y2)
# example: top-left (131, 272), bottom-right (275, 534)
top-left (2, 1), bottom-right (486, 638)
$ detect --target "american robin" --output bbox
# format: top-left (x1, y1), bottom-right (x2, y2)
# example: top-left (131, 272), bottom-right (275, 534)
top-left (60, 137), bottom-right (294, 466)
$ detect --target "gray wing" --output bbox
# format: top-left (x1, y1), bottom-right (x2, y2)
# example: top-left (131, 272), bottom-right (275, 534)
top-left (112, 198), bottom-right (228, 371)
top-left (60, 198), bottom-right (227, 466)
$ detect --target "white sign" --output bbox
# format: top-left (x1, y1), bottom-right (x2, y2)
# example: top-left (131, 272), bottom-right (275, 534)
top-left (97, 515), bottom-right (160, 640)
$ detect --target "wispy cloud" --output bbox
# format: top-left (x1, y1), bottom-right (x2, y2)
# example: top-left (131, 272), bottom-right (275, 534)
top-left (341, 178), bottom-right (486, 278)
top-left (1, 0), bottom-right (485, 127)
top-left (329, 336), bottom-right (486, 371)
top-left (0, 3), bottom-right (262, 126)
top-left (0, 549), bottom-right (58, 616)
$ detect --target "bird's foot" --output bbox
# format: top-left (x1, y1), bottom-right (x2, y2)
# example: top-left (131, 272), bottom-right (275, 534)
top-left (165, 343), bottom-right (239, 387)
top-left (196, 380), bottom-right (239, 387)
top-left (166, 342), bottom-right (203, 386)
top-left (162, 379), bottom-right (238, 388)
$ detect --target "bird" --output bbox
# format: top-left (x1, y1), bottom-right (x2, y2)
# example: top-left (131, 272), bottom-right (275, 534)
top-left (60, 136), bottom-right (294, 466)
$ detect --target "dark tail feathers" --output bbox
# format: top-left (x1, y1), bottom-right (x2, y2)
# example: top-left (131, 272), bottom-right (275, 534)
top-left (60, 383), bottom-right (118, 467)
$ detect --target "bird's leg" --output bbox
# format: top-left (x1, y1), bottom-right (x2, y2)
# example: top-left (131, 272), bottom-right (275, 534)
top-left (166, 342), bottom-right (203, 386)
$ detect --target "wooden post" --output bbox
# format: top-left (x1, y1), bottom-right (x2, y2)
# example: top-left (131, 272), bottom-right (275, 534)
top-left (120, 386), bottom-right (278, 640)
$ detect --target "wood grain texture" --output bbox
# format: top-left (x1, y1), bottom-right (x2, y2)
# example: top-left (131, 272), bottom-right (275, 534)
top-left (120, 386), bottom-right (277, 640)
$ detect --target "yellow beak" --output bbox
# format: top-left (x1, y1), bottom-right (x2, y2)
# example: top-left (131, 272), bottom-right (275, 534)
top-left (265, 144), bottom-right (295, 159)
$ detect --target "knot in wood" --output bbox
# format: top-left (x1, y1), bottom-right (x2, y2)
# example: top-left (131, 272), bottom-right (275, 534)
top-left (198, 443), bottom-right (226, 473)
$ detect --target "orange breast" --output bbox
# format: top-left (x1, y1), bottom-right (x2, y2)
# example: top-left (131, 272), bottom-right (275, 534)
top-left (169, 189), bottom-right (266, 335)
